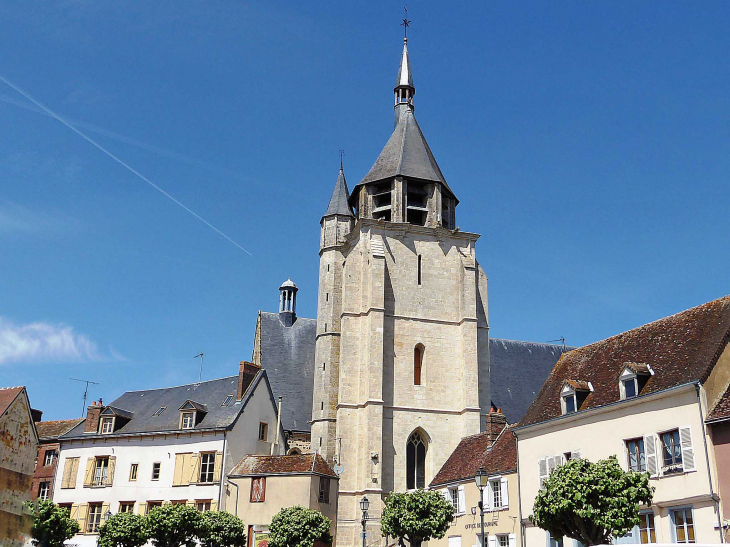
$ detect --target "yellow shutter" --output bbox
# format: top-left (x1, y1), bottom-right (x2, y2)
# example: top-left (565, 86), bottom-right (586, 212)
top-left (77, 503), bottom-right (88, 533)
top-left (188, 453), bottom-right (200, 484)
top-left (210, 500), bottom-right (218, 511)
top-left (107, 456), bottom-right (116, 486)
top-left (163, 500), bottom-right (171, 506)
top-left (186, 500), bottom-right (196, 507)
top-left (70, 457), bottom-right (80, 488)
top-left (83, 457), bottom-right (95, 487)
top-left (61, 458), bottom-right (72, 488)
top-left (101, 502), bottom-right (110, 523)
top-left (213, 451), bottom-right (223, 482)
top-left (173, 453), bottom-right (186, 486)
top-left (138, 502), bottom-right (147, 516)
top-left (69, 504), bottom-right (79, 521)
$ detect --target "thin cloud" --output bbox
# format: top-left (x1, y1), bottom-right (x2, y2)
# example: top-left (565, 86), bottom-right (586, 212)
top-left (0, 317), bottom-right (101, 365)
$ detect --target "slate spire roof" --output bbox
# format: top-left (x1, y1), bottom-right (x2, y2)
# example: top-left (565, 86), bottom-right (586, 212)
top-left (323, 165), bottom-right (354, 218)
top-left (396, 38), bottom-right (414, 91)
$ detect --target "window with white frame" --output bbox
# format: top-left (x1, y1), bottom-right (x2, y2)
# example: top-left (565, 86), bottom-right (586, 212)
top-left (661, 429), bottom-right (683, 474)
top-left (449, 487), bottom-right (459, 511)
top-left (497, 535), bottom-right (509, 547)
top-left (199, 453), bottom-right (215, 483)
top-left (38, 481), bottom-right (50, 501)
top-left (625, 438), bottom-right (646, 472)
top-left (671, 507), bottom-right (695, 543)
top-left (181, 411), bottom-right (195, 429)
top-left (129, 463), bottom-right (138, 481)
top-left (562, 390), bottom-right (577, 414)
top-left (119, 502), bottom-right (135, 513)
top-left (93, 457), bottom-right (109, 486)
top-left (445, 485), bottom-right (464, 514)
top-left (490, 479), bottom-right (502, 509)
top-left (100, 417), bottom-right (114, 434)
top-left (43, 449), bottom-right (57, 467)
top-left (87, 503), bottom-right (103, 533)
top-left (196, 500), bottom-right (212, 512)
top-left (151, 462), bottom-right (161, 480)
top-left (639, 511), bottom-right (656, 544)
top-left (644, 427), bottom-right (694, 477)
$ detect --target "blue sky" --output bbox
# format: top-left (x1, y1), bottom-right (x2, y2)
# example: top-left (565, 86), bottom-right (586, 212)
top-left (1, 1), bottom-right (729, 421)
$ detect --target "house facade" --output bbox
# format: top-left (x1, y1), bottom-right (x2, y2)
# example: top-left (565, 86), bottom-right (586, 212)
top-left (430, 412), bottom-right (520, 547)
top-left (224, 454), bottom-right (339, 547)
top-left (31, 418), bottom-right (83, 501)
top-left (53, 362), bottom-right (284, 546)
top-left (515, 296), bottom-right (730, 546)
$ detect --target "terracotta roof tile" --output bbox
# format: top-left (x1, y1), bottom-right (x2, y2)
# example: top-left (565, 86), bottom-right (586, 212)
top-left (0, 387), bottom-right (24, 417)
top-left (564, 380), bottom-right (591, 391)
top-left (35, 419), bottom-right (84, 440)
top-left (520, 295), bottom-right (730, 427)
top-left (708, 384), bottom-right (730, 422)
top-left (430, 426), bottom-right (516, 487)
top-left (230, 454), bottom-right (337, 478)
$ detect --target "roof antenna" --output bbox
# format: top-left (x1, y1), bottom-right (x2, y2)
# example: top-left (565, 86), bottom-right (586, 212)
top-left (401, 5), bottom-right (411, 39)
top-left (548, 337), bottom-right (567, 351)
top-left (70, 378), bottom-right (99, 417)
top-left (194, 352), bottom-right (204, 383)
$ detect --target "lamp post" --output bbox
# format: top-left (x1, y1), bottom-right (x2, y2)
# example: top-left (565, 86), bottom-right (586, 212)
top-left (475, 467), bottom-right (488, 547)
top-left (360, 496), bottom-right (369, 547)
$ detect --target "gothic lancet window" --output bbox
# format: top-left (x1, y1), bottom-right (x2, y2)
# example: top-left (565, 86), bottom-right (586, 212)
top-left (414, 345), bottom-right (423, 385)
top-left (406, 431), bottom-right (427, 489)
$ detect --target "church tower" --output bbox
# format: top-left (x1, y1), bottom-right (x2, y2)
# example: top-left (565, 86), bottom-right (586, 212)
top-left (317, 38), bottom-right (491, 546)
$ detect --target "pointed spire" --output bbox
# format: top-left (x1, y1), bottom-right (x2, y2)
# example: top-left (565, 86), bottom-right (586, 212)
top-left (323, 165), bottom-right (354, 218)
top-left (395, 38), bottom-right (415, 99)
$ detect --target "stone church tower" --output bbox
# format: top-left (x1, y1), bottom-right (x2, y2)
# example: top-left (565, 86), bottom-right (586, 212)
top-left (311, 38), bottom-right (491, 546)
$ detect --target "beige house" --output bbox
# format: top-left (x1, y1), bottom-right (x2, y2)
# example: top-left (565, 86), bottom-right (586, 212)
top-left (515, 295), bottom-right (730, 546)
top-left (429, 412), bottom-right (520, 547)
top-left (225, 454), bottom-right (339, 547)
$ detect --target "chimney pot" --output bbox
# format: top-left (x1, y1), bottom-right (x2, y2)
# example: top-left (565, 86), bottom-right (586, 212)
top-left (237, 361), bottom-right (261, 401)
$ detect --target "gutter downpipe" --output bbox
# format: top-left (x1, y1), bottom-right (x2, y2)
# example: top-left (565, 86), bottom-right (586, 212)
top-left (513, 428), bottom-right (525, 546)
top-left (219, 433), bottom-right (228, 511)
top-left (695, 383), bottom-right (724, 543)
top-left (272, 396), bottom-right (283, 455)
top-left (227, 478), bottom-right (240, 517)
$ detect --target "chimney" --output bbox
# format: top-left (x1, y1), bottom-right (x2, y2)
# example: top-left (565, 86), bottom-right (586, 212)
top-left (237, 361), bottom-right (261, 401)
top-left (84, 400), bottom-right (103, 433)
top-left (31, 408), bottom-right (43, 423)
top-left (485, 407), bottom-right (507, 443)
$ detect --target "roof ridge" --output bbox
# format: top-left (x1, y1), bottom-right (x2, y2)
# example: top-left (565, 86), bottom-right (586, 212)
top-left (491, 338), bottom-right (572, 348)
top-left (123, 375), bottom-right (237, 394)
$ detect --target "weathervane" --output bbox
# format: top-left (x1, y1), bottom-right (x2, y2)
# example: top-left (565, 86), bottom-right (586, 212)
top-left (401, 6), bottom-right (411, 39)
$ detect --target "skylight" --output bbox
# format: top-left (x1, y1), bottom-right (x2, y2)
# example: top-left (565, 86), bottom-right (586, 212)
top-left (153, 407), bottom-right (166, 416)
top-left (222, 395), bottom-right (234, 407)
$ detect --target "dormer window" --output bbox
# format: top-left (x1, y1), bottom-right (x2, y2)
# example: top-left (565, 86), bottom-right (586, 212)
top-left (181, 411), bottom-right (195, 429)
top-left (100, 417), bottom-right (114, 434)
top-left (563, 393), bottom-right (576, 414)
top-left (619, 363), bottom-right (653, 400)
top-left (179, 400), bottom-right (207, 430)
top-left (560, 381), bottom-right (592, 415)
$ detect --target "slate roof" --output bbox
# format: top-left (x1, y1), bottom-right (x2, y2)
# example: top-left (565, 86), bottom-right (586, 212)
top-left (430, 426), bottom-right (516, 487)
top-left (396, 39), bottom-right (414, 89)
top-left (0, 387), bottom-right (24, 418)
top-left (520, 295), bottom-right (730, 428)
top-left (258, 312), bottom-right (317, 432)
top-left (323, 167), bottom-right (354, 218)
top-left (352, 105), bottom-right (456, 203)
top-left (489, 339), bottom-right (570, 424)
top-left (230, 453), bottom-right (337, 478)
top-left (62, 371), bottom-right (272, 438)
top-left (707, 383), bottom-right (730, 423)
top-left (36, 418), bottom-right (83, 440)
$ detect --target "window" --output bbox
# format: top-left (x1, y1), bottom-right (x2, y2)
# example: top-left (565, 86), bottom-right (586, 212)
top-left (57, 503), bottom-right (72, 515)
top-left (222, 395), bottom-right (233, 406)
top-left (38, 481), bottom-right (50, 501)
top-left (171, 499), bottom-right (187, 505)
top-left (563, 393), bottom-right (576, 414)
top-left (414, 345), bottom-right (423, 385)
top-left (44, 449), bottom-right (57, 467)
top-left (196, 500), bottom-right (212, 512)
top-left (497, 535), bottom-right (509, 547)
top-left (199, 453), bottom-right (215, 483)
top-left (626, 438), bottom-right (646, 472)
top-left (119, 502), bottom-right (135, 513)
top-left (93, 457), bottom-right (109, 486)
top-left (319, 477), bottom-right (331, 504)
top-left (623, 377), bottom-right (637, 398)
top-left (181, 411), bottom-right (195, 429)
top-left (661, 429), bottom-right (683, 474)
top-left (490, 479), bottom-right (502, 509)
top-left (406, 430), bottom-right (427, 490)
top-left (417, 255), bottom-right (422, 285)
top-left (147, 501), bottom-right (162, 514)
top-left (639, 511), bottom-right (656, 544)
top-left (129, 463), bottom-right (138, 481)
top-left (101, 417), bottom-right (114, 434)
top-left (152, 462), bottom-right (161, 480)
top-left (87, 503), bottom-right (103, 533)
top-left (449, 487), bottom-right (459, 511)
top-left (153, 407), bottom-right (166, 416)
top-left (259, 422), bottom-right (268, 442)
top-left (672, 508), bottom-right (695, 543)
top-left (547, 533), bottom-right (564, 547)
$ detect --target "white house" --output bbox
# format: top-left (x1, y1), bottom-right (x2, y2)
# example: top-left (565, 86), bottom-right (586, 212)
top-left (53, 361), bottom-right (284, 546)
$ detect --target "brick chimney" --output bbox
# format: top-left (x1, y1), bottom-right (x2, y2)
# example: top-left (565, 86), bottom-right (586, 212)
top-left (84, 400), bottom-right (103, 433)
top-left (485, 407), bottom-right (507, 443)
top-left (237, 361), bottom-right (261, 401)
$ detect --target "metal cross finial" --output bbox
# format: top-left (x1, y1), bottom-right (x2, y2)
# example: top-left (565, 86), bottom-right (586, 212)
top-left (401, 6), bottom-right (411, 39)
top-left (339, 149), bottom-right (345, 169)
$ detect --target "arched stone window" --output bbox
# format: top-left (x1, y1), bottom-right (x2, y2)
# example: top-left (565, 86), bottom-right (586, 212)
top-left (414, 344), bottom-right (424, 385)
top-left (406, 430), bottom-right (427, 489)
top-left (288, 448), bottom-right (301, 455)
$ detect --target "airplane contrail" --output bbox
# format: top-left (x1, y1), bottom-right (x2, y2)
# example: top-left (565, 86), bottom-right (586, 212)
top-left (0, 75), bottom-right (252, 256)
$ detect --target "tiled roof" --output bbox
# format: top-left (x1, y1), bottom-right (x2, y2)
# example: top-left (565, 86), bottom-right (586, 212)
top-left (520, 295), bottom-right (730, 427)
top-left (430, 426), bottom-right (516, 487)
top-left (708, 384), bottom-right (730, 422)
top-left (230, 454), bottom-right (337, 478)
top-left (624, 362), bottom-right (652, 375)
top-left (36, 418), bottom-right (83, 440)
top-left (0, 387), bottom-right (24, 418)
top-left (564, 380), bottom-right (591, 391)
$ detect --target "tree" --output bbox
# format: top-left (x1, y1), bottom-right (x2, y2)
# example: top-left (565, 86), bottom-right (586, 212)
top-left (198, 511), bottom-right (247, 547)
top-left (380, 490), bottom-right (455, 547)
top-left (146, 504), bottom-right (202, 547)
top-left (268, 505), bottom-right (332, 547)
top-left (98, 512), bottom-right (149, 547)
top-left (26, 500), bottom-right (80, 547)
top-left (530, 456), bottom-right (654, 546)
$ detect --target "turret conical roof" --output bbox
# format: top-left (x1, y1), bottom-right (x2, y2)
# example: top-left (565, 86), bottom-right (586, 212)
top-left (396, 38), bottom-right (414, 91)
top-left (323, 166), bottom-right (354, 218)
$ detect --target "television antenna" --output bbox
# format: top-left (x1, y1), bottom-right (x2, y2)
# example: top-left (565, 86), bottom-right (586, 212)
top-left (194, 352), bottom-right (204, 383)
top-left (70, 378), bottom-right (99, 417)
top-left (548, 337), bottom-right (567, 350)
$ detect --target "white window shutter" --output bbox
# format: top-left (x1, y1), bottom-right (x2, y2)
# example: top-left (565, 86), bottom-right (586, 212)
top-left (644, 434), bottom-right (658, 477)
top-left (571, 449), bottom-right (581, 460)
top-left (458, 485), bottom-right (466, 514)
top-left (508, 534), bottom-right (516, 547)
top-left (547, 455), bottom-right (557, 475)
top-left (485, 480), bottom-right (493, 511)
top-left (679, 426), bottom-right (695, 472)
top-left (538, 457), bottom-right (548, 488)
top-left (488, 536), bottom-right (497, 547)
top-left (500, 477), bottom-right (509, 509)
top-left (442, 488), bottom-right (450, 502)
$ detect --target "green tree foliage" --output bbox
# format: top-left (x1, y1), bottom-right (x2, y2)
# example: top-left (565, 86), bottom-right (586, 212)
top-left (26, 500), bottom-right (80, 547)
top-left (380, 490), bottom-right (455, 547)
top-left (146, 504), bottom-right (202, 547)
top-left (269, 505), bottom-right (333, 547)
top-left (98, 512), bottom-right (149, 547)
top-left (198, 511), bottom-right (247, 547)
top-left (530, 456), bottom-right (654, 546)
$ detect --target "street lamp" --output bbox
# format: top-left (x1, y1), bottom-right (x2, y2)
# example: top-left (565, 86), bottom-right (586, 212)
top-left (475, 467), bottom-right (488, 547)
top-left (360, 496), bottom-right (369, 547)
